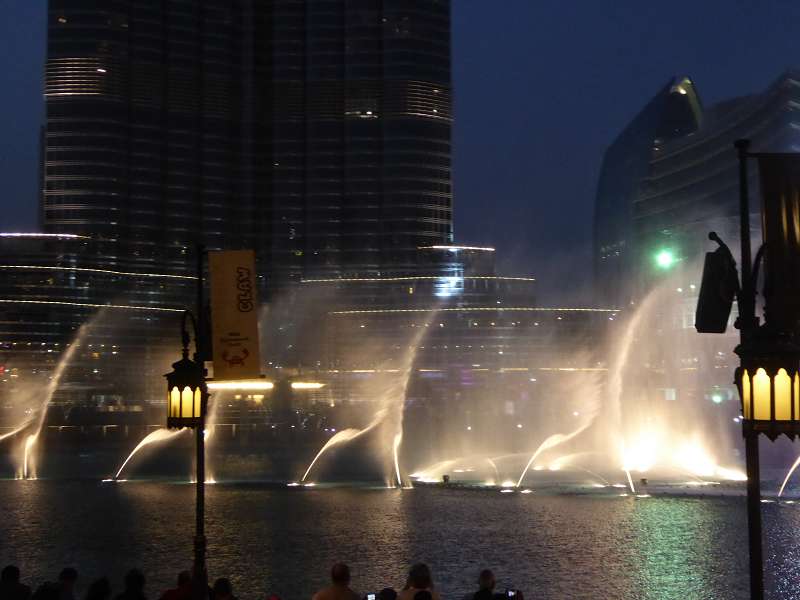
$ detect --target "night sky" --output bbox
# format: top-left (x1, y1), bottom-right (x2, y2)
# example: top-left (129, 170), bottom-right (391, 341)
top-left (1, 1), bottom-right (798, 302)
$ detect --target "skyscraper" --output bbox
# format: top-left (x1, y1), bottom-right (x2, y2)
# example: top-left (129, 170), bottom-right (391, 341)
top-left (44, 1), bottom-right (249, 276)
top-left (254, 1), bottom-right (452, 286)
top-left (593, 76), bottom-right (701, 308)
top-left (43, 0), bottom-right (453, 292)
top-left (595, 70), bottom-right (800, 307)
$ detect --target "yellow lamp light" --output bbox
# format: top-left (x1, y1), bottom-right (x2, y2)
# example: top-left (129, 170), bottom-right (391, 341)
top-left (165, 354), bottom-right (207, 429)
top-left (736, 337), bottom-right (800, 440)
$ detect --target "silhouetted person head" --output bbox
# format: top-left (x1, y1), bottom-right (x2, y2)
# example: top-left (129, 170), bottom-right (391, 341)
top-left (2, 565), bottom-right (21, 585)
top-left (59, 568), bottom-right (78, 598)
top-left (407, 564), bottom-right (432, 590)
top-left (1, 565), bottom-right (31, 600)
top-left (378, 589), bottom-right (397, 600)
top-left (60, 568), bottom-right (78, 586)
top-left (85, 578), bottom-right (111, 600)
top-left (176, 572), bottom-right (191, 589)
top-left (330, 564), bottom-right (351, 586)
top-left (478, 570), bottom-right (495, 591)
top-left (413, 592), bottom-right (432, 600)
top-left (212, 578), bottom-right (233, 600)
top-left (123, 570), bottom-right (145, 594)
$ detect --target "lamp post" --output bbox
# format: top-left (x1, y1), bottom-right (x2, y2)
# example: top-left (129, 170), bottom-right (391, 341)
top-left (165, 310), bottom-right (208, 599)
top-left (698, 140), bottom-right (800, 600)
top-left (165, 243), bottom-right (209, 600)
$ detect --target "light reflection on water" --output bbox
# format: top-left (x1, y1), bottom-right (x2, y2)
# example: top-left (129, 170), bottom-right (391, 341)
top-left (3, 482), bottom-right (800, 600)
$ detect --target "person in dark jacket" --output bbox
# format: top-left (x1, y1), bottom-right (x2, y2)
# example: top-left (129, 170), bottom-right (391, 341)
top-left (114, 570), bottom-right (146, 600)
top-left (1, 565), bottom-right (31, 600)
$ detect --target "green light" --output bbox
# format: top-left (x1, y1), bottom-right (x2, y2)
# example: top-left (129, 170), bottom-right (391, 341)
top-left (655, 249), bottom-right (676, 269)
top-left (711, 393), bottom-right (723, 404)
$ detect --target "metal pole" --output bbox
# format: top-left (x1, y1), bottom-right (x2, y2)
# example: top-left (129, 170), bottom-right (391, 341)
top-left (735, 139), bottom-right (764, 600)
top-left (194, 243), bottom-right (207, 600)
top-left (745, 432), bottom-right (764, 600)
top-left (736, 140), bottom-right (756, 333)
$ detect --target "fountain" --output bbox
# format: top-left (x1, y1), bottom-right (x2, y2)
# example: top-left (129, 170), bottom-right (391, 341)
top-left (410, 273), bottom-right (746, 493)
top-left (0, 256), bottom-right (753, 490)
top-left (301, 428), bottom-right (362, 482)
top-left (779, 454), bottom-right (800, 497)
top-left (16, 324), bottom-right (88, 479)
top-left (301, 323), bottom-right (430, 486)
top-left (113, 428), bottom-right (189, 480)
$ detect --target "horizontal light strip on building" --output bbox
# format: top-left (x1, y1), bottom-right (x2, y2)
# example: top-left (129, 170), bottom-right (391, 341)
top-left (0, 232), bottom-right (89, 239)
top-left (0, 265), bottom-right (197, 280)
top-left (291, 382), bottom-right (326, 390)
top-left (0, 299), bottom-right (183, 313)
top-left (418, 245), bottom-right (495, 251)
top-left (302, 276), bottom-right (535, 283)
top-left (537, 367), bottom-right (608, 372)
top-left (206, 381), bottom-right (325, 391)
top-left (208, 380), bottom-right (274, 391)
top-left (329, 307), bottom-right (619, 315)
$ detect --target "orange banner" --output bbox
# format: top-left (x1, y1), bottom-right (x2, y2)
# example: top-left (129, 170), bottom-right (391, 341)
top-left (208, 250), bottom-right (262, 380)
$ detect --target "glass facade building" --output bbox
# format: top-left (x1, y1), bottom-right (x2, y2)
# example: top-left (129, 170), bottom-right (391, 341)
top-left (593, 76), bottom-right (701, 308)
top-left (44, 1), bottom-right (249, 277)
top-left (44, 0), bottom-right (452, 292)
top-left (595, 70), bottom-right (800, 306)
top-left (254, 0), bottom-right (452, 286)
top-left (592, 69), bottom-right (800, 421)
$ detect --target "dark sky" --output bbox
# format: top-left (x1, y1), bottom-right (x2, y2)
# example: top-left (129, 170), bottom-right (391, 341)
top-left (1, 1), bottom-right (799, 302)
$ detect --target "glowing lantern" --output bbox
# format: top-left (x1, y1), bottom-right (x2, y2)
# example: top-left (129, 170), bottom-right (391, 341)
top-left (736, 334), bottom-right (800, 440)
top-left (165, 353), bottom-right (206, 429)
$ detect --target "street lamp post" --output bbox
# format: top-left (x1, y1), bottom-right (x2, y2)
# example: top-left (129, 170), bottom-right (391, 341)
top-left (735, 138), bottom-right (764, 600)
top-left (165, 244), bottom-right (209, 600)
top-left (698, 140), bottom-right (800, 600)
top-left (165, 310), bottom-right (208, 599)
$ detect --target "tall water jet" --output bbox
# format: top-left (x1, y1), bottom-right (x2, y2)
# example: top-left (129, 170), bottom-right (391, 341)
top-left (114, 428), bottom-right (188, 479)
top-left (300, 321), bottom-right (430, 484)
top-left (517, 430), bottom-right (589, 487)
top-left (624, 468), bottom-right (636, 494)
top-left (22, 434), bottom-right (38, 479)
top-left (0, 418), bottom-right (34, 443)
top-left (301, 428), bottom-right (362, 482)
top-left (779, 454), bottom-right (800, 497)
top-left (392, 431), bottom-right (404, 487)
top-left (486, 457), bottom-right (500, 483)
top-left (20, 323), bottom-right (89, 479)
top-left (606, 288), bottom-right (664, 437)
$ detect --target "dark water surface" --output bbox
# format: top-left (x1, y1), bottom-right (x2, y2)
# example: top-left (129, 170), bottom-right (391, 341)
top-left (3, 481), bottom-right (800, 600)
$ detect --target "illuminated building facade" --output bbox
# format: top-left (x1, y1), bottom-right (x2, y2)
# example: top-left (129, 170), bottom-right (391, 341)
top-left (0, 233), bottom-right (190, 416)
top-left (44, 0), bottom-right (452, 291)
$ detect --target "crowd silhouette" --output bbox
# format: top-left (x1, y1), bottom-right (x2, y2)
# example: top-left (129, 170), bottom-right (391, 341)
top-left (1, 562), bottom-right (524, 600)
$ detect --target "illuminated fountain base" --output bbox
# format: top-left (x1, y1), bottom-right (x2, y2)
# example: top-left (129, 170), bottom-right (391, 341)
top-left (407, 449), bottom-right (747, 498)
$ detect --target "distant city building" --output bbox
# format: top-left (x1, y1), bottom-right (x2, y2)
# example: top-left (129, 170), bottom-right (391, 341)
top-left (593, 76), bottom-right (701, 308)
top-left (0, 233), bottom-right (190, 414)
top-left (43, 0), bottom-right (452, 292)
top-left (594, 70), bottom-right (800, 307)
top-left (593, 69), bottom-right (800, 416)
